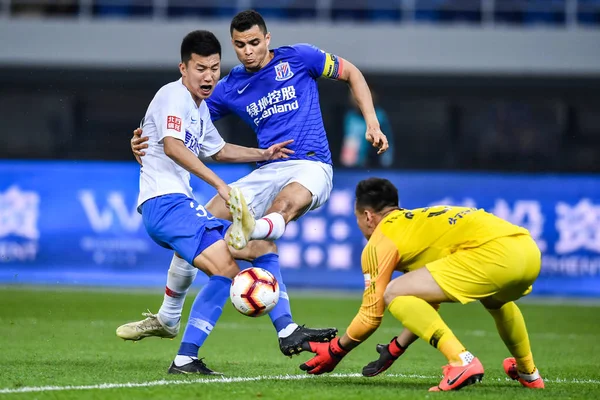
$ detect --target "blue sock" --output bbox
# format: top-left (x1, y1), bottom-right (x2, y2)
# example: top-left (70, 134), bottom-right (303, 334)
top-left (178, 275), bottom-right (231, 357)
top-left (253, 253), bottom-right (294, 333)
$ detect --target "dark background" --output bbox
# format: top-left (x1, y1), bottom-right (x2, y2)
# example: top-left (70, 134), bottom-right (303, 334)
top-left (1, 67), bottom-right (598, 172)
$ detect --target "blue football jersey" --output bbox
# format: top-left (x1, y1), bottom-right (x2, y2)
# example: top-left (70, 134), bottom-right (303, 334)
top-left (207, 43), bottom-right (344, 166)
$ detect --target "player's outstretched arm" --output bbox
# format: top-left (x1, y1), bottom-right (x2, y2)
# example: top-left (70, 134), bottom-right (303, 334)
top-left (163, 136), bottom-right (230, 201)
top-left (212, 140), bottom-right (295, 163)
top-left (129, 127), bottom-right (294, 165)
top-left (299, 241), bottom-right (398, 375)
top-left (338, 59), bottom-right (389, 155)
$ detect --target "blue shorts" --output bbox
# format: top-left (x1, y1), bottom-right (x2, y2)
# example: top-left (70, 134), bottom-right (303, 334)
top-left (141, 194), bottom-right (232, 265)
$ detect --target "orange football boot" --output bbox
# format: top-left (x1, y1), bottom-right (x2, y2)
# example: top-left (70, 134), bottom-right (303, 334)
top-left (503, 357), bottom-right (545, 389)
top-left (429, 357), bottom-right (485, 391)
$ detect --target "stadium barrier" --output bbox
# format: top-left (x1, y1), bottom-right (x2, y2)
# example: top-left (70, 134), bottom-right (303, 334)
top-left (1, 161), bottom-right (599, 296)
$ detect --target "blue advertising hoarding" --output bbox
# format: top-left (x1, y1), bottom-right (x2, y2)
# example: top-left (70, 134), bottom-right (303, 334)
top-left (0, 161), bottom-right (251, 287)
top-left (1, 161), bottom-right (599, 296)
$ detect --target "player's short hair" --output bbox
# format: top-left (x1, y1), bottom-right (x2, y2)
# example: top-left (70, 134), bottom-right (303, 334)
top-left (180, 30), bottom-right (221, 64)
top-left (230, 10), bottom-right (268, 35)
top-left (355, 178), bottom-right (399, 212)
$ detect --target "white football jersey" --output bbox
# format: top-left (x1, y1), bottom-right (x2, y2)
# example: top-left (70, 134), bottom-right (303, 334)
top-left (137, 78), bottom-right (226, 209)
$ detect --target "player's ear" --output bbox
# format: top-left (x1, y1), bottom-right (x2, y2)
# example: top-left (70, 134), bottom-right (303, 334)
top-left (265, 32), bottom-right (271, 47)
top-left (179, 62), bottom-right (186, 77)
top-left (364, 209), bottom-right (374, 225)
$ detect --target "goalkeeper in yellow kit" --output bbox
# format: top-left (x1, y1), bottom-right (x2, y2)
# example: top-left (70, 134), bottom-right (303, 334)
top-left (299, 177), bottom-right (545, 391)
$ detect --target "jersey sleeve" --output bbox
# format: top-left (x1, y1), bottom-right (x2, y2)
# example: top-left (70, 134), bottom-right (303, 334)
top-left (198, 111), bottom-right (226, 158)
top-left (205, 80), bottom-right (231, 122)
top-left (346, 231), bottom-right (400, 343)
top-left (155, 91), bottom-right (187, 143)
top-left (293, 43), bottom-right (343, 80)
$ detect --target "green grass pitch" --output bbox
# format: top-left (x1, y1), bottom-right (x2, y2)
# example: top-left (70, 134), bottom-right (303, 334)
top-left (0, 286), bottom-right (599, 399)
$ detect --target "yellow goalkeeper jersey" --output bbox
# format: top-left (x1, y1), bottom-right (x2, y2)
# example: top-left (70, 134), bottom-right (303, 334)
top-left (346, 206), bottom-right (530, 342)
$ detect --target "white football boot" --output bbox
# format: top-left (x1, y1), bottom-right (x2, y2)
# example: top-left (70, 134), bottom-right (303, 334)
top-left (116, 311), bottom-right (179, 341)
top-left (228, 187), bottom-right (255, 250)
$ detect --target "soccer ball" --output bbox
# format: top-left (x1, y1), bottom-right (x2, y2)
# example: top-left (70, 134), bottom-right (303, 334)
top-left (230, 267), bottom-right (280, 317)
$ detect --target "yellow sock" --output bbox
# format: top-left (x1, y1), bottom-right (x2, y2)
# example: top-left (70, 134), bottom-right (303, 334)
top-left (388, 296), bottom-right (466, 363)
top-left (516, 354), bottom-right (536, 375)
top-left (486, 301), bottom-right (536, 374)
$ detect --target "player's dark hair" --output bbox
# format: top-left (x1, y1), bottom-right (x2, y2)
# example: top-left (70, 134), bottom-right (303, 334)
top-left (230, 10), bottom-right (268, 35)
top-left (181, 30), bottom-right (221, 64)
top-left (355, 178), bottom-right (399, 213)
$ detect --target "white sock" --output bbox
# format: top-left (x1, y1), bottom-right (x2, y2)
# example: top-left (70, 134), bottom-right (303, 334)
top-left (174, 355), bottom-right (197, 367)
top-left (158, 255), bottom-right (197, 327)
top-left (518, 369), bottom-right (541, 382)
top-left (250, 212), bottom-right (286, 240)
top-left (458, 351), bottom-right (475, 366)
top-left (277, 323), bottom-right (299, 338)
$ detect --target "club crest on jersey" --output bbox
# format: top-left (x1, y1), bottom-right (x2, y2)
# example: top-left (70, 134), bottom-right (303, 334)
top-left (274, 62), bottom-right (294, 81)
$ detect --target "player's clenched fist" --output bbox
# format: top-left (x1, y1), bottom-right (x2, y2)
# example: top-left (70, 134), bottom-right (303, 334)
top-left (299, 337), bottom-right (349, 375)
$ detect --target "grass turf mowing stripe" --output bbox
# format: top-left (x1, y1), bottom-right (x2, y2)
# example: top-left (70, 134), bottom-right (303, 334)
top-left (1, 373), bottom-right (598, 394)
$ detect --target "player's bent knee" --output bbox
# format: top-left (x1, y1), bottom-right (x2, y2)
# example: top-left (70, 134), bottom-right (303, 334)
top-left (193, 240), bottom-right (240, 278)
top-left (205, 195), bottom-right (231, 220)
top-left (383, 284), bottom-right (400, 307)
top-left (269, 183), bottom-right (313, 222)
top-left (268, 198), bottom-right (295, 221)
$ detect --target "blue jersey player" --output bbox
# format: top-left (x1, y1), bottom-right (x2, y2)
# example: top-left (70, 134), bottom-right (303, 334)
top-left (125, 10), bottom-right (388, 357)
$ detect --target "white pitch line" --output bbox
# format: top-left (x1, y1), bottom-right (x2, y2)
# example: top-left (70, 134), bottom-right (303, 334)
top-left (0, 373), bottom-right (598, 394)
top-left (0, 375), bottom-right (306, 395)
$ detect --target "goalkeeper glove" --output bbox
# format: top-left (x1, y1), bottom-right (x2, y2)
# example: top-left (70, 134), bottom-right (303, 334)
top-left (362, 336), bottom-right (406, 377)
top-left (299, 337), bottom-right (348, 375)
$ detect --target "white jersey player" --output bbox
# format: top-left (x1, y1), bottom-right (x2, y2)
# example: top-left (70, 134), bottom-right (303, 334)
top-left (124, 30), bottom-right (293, 375)
top-left (137, 78), bottom-right (226, 209)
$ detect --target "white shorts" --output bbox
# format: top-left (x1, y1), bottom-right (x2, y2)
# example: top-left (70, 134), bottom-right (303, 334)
top-left (229, 160), bottom-right (333, 219)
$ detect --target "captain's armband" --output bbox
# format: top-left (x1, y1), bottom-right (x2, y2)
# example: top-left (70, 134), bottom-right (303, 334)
top-left (321, 53), bottom-right (343, 80)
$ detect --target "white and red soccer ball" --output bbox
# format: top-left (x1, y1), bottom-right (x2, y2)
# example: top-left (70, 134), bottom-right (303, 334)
top-left (230, 267), bottom-right (279, 317)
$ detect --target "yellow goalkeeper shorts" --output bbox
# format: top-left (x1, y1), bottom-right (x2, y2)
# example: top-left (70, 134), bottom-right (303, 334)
top-left (426, 234), bottom-right (541, 304)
